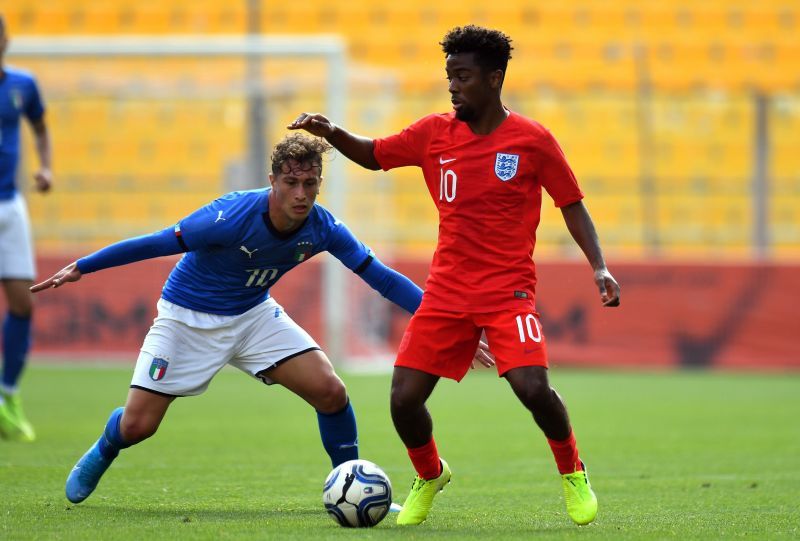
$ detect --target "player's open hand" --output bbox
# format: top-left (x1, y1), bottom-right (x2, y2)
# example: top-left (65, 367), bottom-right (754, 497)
top-left (287, 113), bottom-right (336, 138)
top-left (33, 167), bottom-right (53, 193)
top-left (471, 340), bottom-right (495, 369)
top-left (30, 262), bottom-right (82, 293)
top-left (594, 268), bottom-right (620, 307)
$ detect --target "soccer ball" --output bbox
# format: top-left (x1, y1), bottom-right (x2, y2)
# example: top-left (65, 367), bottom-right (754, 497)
top-left (322, 459), bottom-right (393, 527)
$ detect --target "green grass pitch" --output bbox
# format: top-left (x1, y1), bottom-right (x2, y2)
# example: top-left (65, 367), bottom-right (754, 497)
top-left (2, 363), bottom-right (798, 540)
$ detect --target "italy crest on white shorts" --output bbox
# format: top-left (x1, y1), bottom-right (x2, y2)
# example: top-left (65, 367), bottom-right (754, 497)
top-left (495, 153), bottom-right (519, 181)
top-left (149, 358), bottom-right (169, 381)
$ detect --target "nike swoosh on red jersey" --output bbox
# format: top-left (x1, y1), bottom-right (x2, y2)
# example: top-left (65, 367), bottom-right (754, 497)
top-left (439, 156), bottom-right (457, 164)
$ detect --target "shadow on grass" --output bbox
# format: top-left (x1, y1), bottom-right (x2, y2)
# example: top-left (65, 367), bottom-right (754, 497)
top-left (62, 502), bottom-right (585, 533)
top-left (65, 503), bottom-right (322, 521)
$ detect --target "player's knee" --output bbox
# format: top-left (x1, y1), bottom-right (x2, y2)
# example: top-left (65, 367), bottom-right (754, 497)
top-left (7, 297), bottom-right (33, 318)
top-left (313, 376), bottom-right (348, 414)
top-left (389, 384), bottom-right (422, 416)
top-left (516, 378), bottom-right (552, 409)
top-left (3, 281), bottom-right (34, 316)
top-left (119, 414), bottom-right (159, 444)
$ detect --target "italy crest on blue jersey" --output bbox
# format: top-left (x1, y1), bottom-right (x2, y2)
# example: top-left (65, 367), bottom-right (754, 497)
top-left (294, 241), bottom-right (314, 262)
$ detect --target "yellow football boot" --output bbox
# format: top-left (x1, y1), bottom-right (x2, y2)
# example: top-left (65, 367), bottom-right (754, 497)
top-left (562, 462), bottom-right (597, 525)
top-left (397, 459), bottom-right (452, 525)
top-left (0, 392), bottom-right (36, 442)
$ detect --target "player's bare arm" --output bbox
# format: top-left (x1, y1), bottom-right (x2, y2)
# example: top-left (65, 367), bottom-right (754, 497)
top-left (30, 262), bottom-right (82, 292)
top-left (30, 117), bottom-right (53, 192)
top-left (560, 200), bottom-right (620, 307)
top-left (288, 112), bottom-right (381, 170)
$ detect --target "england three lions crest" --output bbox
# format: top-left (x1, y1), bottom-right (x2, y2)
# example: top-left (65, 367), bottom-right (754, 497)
top-left (495, 153), bottom-right (519, 181)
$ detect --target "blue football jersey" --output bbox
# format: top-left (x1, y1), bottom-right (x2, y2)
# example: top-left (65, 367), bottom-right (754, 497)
top-left (0, 66), bottom-right (45, 199)
top-left (161, 189), bottom-right (373, 315)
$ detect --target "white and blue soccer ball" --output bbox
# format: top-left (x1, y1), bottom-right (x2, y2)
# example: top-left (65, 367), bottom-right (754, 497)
top-left (322, 459), bottom-right (392, 527)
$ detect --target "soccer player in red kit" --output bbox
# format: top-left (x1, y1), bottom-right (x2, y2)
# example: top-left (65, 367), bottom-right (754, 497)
top-left (290, 24), bottom-right (620, 526)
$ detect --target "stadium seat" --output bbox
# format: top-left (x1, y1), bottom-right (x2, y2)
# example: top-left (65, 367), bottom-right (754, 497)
top-left (9, 0), bottom-right (800, 256)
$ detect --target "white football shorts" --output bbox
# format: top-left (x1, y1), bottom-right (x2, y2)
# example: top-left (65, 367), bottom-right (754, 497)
top-left (0, 193), bottom-right (36, 280)
top-left (131, 297), bottom-right (320, 396)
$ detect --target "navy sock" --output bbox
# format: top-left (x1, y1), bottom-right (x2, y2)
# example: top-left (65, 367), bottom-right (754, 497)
top-left (97, 407), bottom-right (131, 460)
top-left (2, 312), bottom-right (31, 389)
top-left (317, 399), bottom-right (359, 467)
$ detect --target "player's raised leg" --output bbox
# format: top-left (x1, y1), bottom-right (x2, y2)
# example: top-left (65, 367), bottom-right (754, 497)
top-left (505, 366), bottom-right (597, 525)
top-left (390, 366), bottom-right (451, 526)
top-left (0, 279), bottom-right (36, 442)
top-left (262, 349), bottom-right (359, 467)
top-left (66, 388), bottom-right (173, 503)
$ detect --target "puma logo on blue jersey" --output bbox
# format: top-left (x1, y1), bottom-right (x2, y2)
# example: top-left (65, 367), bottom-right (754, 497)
top-left (240, 245), bottom-right (259, 259)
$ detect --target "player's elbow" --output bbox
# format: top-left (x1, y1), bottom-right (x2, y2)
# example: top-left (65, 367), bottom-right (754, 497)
top-left (356, 157), bottom-right (381, 171)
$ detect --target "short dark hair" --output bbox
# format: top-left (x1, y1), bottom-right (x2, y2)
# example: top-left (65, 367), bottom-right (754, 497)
top-left (440, 25), bottom-right (513, 74)
top-left (270, 133), bottom-right (331, 176)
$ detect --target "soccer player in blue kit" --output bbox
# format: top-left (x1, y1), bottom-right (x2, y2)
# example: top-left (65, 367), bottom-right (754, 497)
top-left (33, 133), bottom-right (491, 504)
top-left (0, 15), bottom-right (53, 442)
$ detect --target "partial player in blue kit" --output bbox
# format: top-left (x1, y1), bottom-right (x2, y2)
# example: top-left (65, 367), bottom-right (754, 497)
top-left (32, 133), bottom-right (490, 504)
top-left (0, 15), bottom-right (54, 442)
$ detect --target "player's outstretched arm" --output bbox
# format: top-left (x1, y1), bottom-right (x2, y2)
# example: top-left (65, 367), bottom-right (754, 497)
top-left (288, 112), bottom-right (381, 170)
top-left (31, 227), bottom-right (184, 295)
top-left (560, 200), bottom-right (621, 307)
top-left (30, 262), bottom-right (82, 292)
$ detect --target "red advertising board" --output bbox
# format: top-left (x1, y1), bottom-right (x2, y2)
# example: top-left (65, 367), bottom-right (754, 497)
top-left (8, 256), bottom-right (799, 370)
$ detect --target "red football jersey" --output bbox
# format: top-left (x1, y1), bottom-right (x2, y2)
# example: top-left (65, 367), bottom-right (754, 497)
top-left (374, 110), bottom-right (584, 312)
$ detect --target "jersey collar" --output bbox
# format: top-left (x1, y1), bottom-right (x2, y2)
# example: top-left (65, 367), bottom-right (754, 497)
top-left (261, 208), bottom-right (311, 240)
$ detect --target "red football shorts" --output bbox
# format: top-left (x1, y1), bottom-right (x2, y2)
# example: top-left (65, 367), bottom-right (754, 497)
top-left (395, 302), bottom-right (548, 381)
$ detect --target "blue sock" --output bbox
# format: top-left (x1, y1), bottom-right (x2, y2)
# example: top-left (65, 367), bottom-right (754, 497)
top-left (97, 407), bottom-right (131, 460)
top-left (317, 399), bottom-right (359, 467)
top-left (2, 312), bottom-right (32, 389)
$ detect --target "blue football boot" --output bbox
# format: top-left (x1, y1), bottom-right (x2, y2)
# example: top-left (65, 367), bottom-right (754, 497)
top-left (65, 438), bottom-right (115, 503)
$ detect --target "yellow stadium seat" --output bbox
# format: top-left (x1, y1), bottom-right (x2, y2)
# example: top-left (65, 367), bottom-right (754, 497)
top-left (10, 1), bottom-right (800, 256)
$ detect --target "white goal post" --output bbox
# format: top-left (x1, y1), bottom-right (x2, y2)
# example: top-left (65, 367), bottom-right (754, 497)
top-left (10, 35), bottom-right (351, 364)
